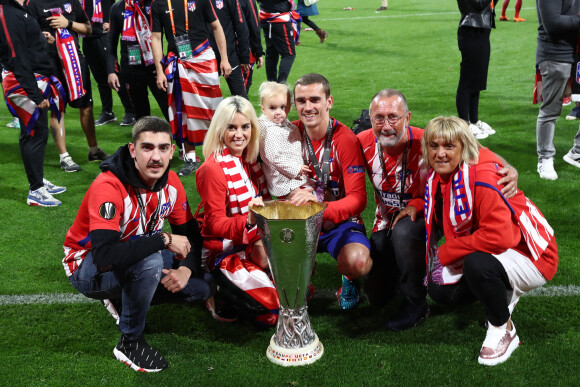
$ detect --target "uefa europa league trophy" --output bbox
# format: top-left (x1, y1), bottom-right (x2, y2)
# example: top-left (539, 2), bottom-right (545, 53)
top-left (251, 200), bottom-right (327, 366)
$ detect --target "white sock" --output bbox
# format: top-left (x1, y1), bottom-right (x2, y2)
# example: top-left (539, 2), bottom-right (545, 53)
top-left (184, 152), bottom-right (196, 162)
top-left (59, 152), bottom-right (70, 161)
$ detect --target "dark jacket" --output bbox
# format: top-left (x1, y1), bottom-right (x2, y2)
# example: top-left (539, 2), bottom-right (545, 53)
top-left (207, 0), bottom-right (250, 67)
top-left (240, 0), bottom-right (263, 58)
top-left (91, 145), bottom-right (202, 275)
top-left (0, 0), bottom-right (55, 104)
top-left (457, 0), bottom-right (495, 30)
top-left (536, 0), bottom-right (580, 65)
top-left (257, 0), bottom-right (290, 13)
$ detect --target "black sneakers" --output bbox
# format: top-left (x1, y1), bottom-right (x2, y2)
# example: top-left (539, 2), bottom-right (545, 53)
top-left (95, 111), bottom-right (117, 126)
top-left (385, 299), bottom-right (429, 332)
top-left (120, 112), bottom-right (136, 126)
top-left (113, 335), bottom-right (168, 372)
top-left (88, 148), bottom-right (110, 162)
top-left (178, 159), bottom-right (199, 176)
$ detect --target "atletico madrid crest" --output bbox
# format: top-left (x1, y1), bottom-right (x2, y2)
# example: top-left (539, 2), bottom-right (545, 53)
top-left (216, 0), bottom-right (223, 9)
top-left (63, 3), bottom-right (72, 13)
top-left (187, 1), bottom-right (196, 12)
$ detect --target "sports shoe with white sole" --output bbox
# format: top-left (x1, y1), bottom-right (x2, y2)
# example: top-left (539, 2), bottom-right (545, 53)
top-left (27, 186), bottom-right (62, 207)
top-left (95, 111), bottom-right (117, 126)
top-left (178, 159), bottom-right (199, 176)
top-left (88, 148), bottom-right (110, 162)
top-left (476, 120), bottom-right (496, 135)
top-left (537, 158), bottom-right (558, 180)
top-left (113, 335), bottom-right (168, 372)
top-left (469, 123), bottom-right (489, 140)
top-left (60, 156), bottom-right (82, 172)
top-left (565, 106), bottom-right (580, 120)
top-left (120, 112), bottom-right (136, 126)
top-left (43, 178), bottom-right (66, 195)
top-left (563, 150), bottom-right (580, 168)
top-left (478, 319), bottom-right (520, 366)
top-left (6, 117), bottom-right (20, 128)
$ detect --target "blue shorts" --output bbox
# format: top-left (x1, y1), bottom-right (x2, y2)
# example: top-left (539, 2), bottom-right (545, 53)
top-left (317, 222), bottom-right (370, 260)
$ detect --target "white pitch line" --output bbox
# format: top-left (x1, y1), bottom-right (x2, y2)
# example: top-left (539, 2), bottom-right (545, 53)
top-left (1, 284), bottom-right (578, 306)
top-left (317, 7), bottom-right (537, 23)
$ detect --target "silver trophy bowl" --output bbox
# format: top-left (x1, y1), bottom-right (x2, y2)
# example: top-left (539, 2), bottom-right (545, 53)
top-left (252, 200), bottom-right (327, 366)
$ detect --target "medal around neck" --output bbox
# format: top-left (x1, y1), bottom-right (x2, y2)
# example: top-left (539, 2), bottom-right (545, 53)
top-left (251, 200), bottom-right (327, 366)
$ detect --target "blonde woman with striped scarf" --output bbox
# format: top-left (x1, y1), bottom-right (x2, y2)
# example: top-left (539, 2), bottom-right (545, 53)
top-left (196, 96), bottom-right (279, 326)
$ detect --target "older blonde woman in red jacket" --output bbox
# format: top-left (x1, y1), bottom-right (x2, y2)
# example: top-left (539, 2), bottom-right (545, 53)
top-left (422, 116), bottom-right (558, 366)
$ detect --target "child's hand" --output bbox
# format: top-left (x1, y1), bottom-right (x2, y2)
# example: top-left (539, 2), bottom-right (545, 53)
top-left (299, 165), bottom-right (311, 177)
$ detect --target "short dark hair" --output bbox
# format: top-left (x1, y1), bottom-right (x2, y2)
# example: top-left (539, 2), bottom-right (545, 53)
top-left (294, 73), bottom-right (331, 98)
top-left (131, 116), bottom-right (172, 143)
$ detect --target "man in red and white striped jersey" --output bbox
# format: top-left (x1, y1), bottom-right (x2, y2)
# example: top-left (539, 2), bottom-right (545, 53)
top-left (63, 116), bottom-right (213, 372)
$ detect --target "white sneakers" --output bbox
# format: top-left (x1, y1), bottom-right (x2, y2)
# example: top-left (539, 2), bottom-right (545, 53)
top-left (469, 123), bottom-right (488, 139)
top-left (563, 150), bottom-right (580, 169)
top-left (27, 186), bottom-right (62, 207)
top-left (478, 319), bottom-right (520, 366)
top-left (537, 158), bottom-right (558, 180)
top-left (469, 120), bottom-right (495, 140)
top-left (475, 120), bottom-right (496, 135)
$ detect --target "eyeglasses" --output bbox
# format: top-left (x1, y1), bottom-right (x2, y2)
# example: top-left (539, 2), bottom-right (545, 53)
top-left (371, 113), bottom-right (407, 126)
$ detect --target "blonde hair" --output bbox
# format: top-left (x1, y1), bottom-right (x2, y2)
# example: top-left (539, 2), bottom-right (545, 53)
top-left (259, 81), bottom-right (291, 106)
top-left (203, 96), bottom-right (260, 163)
top-left (422, 116), bottom-right (481, 167)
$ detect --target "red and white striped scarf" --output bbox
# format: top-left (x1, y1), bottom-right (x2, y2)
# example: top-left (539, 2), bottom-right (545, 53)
top-left (50, 8), bottom-right (85, 101)
top-left (200, 148), bottom-right (270, 263)
top-left (424, 162), bottom-right (472, 285)
top-left (216, 147), bottom-right (270, 215)
top-left (163, 43), bottom-right (222, 145)
top-left (81, 0), bottom-right (103, 23)
top-left (2, 71), bottom-right (66, 135)
top-left (121, 0), bottom-right (154, 65)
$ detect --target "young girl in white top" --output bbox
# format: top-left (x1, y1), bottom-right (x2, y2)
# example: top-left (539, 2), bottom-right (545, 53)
top-left (258, 81), bottom-right (314, 198)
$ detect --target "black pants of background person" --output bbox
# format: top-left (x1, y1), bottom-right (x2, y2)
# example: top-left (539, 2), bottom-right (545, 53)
top-left (428, 251), bottom-right (512, 327)
top-left (262, 21), bottom-right (296, 84)
top-left (125, 70), bottom-right (169, 120)
top-left (456, 27), bottom-right (490, 123)
top-left (225, 66), bottom-right (248, 99)
top-left (365, 217), bottom-right (427, 306)
top-left (83, 35), bottom-right (134, 115)
top-left (19, 109), bottom-right (48, 191)
top-left (301, 16), bottom-right (319, 30)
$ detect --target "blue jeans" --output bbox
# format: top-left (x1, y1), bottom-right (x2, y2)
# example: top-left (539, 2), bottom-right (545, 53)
top-left (69, 249), bottom-right (213, 340)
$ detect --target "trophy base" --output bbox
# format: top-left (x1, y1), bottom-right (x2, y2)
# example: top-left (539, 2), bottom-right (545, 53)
top-left (266, 334), bottom-right (324, 366)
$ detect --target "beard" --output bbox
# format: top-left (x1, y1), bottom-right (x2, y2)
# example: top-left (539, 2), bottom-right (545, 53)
top-left (378, 129), bottom-right (405, 148)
